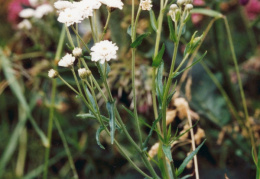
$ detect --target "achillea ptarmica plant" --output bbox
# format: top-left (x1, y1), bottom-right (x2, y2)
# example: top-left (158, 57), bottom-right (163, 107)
top-left (58, 53), bottom-right (75, 68)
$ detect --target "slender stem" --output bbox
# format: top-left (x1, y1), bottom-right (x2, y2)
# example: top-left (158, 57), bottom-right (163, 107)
top-left (58, 75), bottom-right (80, 95)
top-left (100, 10), bottom-right (111, 40)
top-left (94, 10), bottom-right (99, 41)
top-left (65, 26), bottom-right (75, 48)
top-left (43, 26), bottom-right (66, 179)
top-left (54, 118), bottom-right (79, 179)
top-left (43, 79), bottom-right (56, 179)
top-left (131, 6), bottom-right (142, 145)
top-left (187, 109), bottom-right (199, 179)
top-left (75, 24), bottom-right (80, 47)
top-left (71, 26), bottom-right (91, 53)
top-left (89, 18), bottom-right (97, 43)
top-left (223, 17), bottom-right (257, 161)
top-left (71, 67), bottom-right (84, 96)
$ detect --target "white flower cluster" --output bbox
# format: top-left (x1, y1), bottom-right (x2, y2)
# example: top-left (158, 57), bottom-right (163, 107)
top-left (55, 0), bottom-right (124, 26)
top-left (140, 0), bottom-right (153, 11)
top-left (169, 0), bottom-right (193, 22)
top-left (90, 40), bottom-right (118, 64)
top-left (19, 4), bottom-right (53, 19)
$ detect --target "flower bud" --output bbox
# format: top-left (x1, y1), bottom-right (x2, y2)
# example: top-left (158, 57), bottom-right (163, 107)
top-left (48, 69), bottom-right (58, 78)
top-left (72, 47), bottom-right (82, 57)
top-left (177, 0), bottom-right (185, 6)
top-left (78, 68), bottom-right (91, 79)
top-left (170, 4), bottom-right (178, 11)
top-left (185, 4), bottom-right (193, 11)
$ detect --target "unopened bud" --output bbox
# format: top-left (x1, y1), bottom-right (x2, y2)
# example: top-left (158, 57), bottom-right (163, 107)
top-left (170, 4), bottom-right (178, 11)
top-left (177, 0), bottom-right (185, 6)
top-left (72, 47), bottom-right (82, 57)
top-left (185, 4), bottom-right (193, 11)
top-left (48, 69), bottom-right (58, 78)
top-left (78, 68), bottom-right (91, 79)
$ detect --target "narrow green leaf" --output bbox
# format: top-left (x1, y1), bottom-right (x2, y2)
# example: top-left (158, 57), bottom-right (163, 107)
top-left (106, 102), bottom-right (116, 144)
top-left (86, 87), bottom-right (97, 111)
top-left (149, 10), bottom-right (157, 31)
top-left (177, 140), bottom-right (206, 176)
top-left (166, 81), bottom-right (177, 106)
top-left (156, 62), bottom-right (164, 108)
top-left (121, 105), bottom-right (135, 119)
top-left (252, 147), bottom-right (257, 166)
top-left (180, 174), bottom-right (194, 179)
top-left (142, 114), bottom-right (162, 151)
top-left (130, 32), bottom-right (151, 48)
top-left (191, 8), bottom-right (223, 18)
top-left (96, 126), bottom-right (105, 149)
top-left (152, 44), bottom-right (165, 67)
top-left (162, 144), bottom-right (173, 162)
top-left (127, 25), bottom-right (132, 37)
top-left (172, 51), bottom-right (207, 79)
top-left (256, 145), bottom-right (260, 179)
top-left (157, 144), bottom-right (168, 179)
top-left (167, 16), bottom-right (177, 42)
top-left (76, 113), bottom-right (109, 122)
top-left (167, 124), bottom-right (172, 142)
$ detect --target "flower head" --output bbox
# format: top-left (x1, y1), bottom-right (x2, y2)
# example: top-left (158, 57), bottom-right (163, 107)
top-left (99, 0), bottom-right (124, 10)
top-left (18, 19), bottom-right (32, 30)
top-left (48, 69), bottom-right (59, 78)
top-left (140, 0), bottom-right (152, 11)
top-left (78, 68), bottom-right (91, 79)
top-left (19, 8), bottom-right (35, 18)
top-left (54, 0), bottom-right (73, 12)
top-left (90, 40), bottom-right (118, 64)
top-left (57, 7), bottom-right (84, 26)
top-left (73, 47), bottom-right (83, 57)
top-left (58, 53), bottom-right (75, 67)
top-left (73, 1), bottom-right (93, 19)
top-left (34, 4), bottom-right (54, 19)
top-left (29, 0), bottom-right (39, 7)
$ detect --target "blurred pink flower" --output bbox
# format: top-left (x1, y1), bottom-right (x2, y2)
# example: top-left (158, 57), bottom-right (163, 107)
top-left (8, 0), bottom-right (30, 25)
top-left (245, 0), bottom-right (260, 20)
top-left (193, 0), bottom-right (205, 6)
top-left (192, 0), bottom-right (205, 25)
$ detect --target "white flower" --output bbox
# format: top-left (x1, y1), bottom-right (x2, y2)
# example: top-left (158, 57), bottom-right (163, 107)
top-left (140, 0), bottom-right (152, 11)
top-left (78, 68), bottom-right (90, 79)
top-left (29, 0), bottom-right (39, 7)
top-left (19, 8), bottom-right (35, 18)
top-left (177, 0), bottom-right (185, 6)
top-left (73, 1), bottom-right (93, 19)
top-left (90, 40), bottom-right (118, 64)
top-left (73, 47), bottom-right (83, 57)
top-left (54, 0), bottom-right (74, 12)
top-left (82, 0), bottom-right (102, 10)
top-left (99, 0), bottom-right (124, 10)
top-left (34, 4), bottom-right (54, 19)
top-left (58, 53), bottom-right (75, 67)
top-left (17, 19), bottom-right (32, 30)
top-left (48, 69), bottom-right (59, 78)
top-left (57, 7), bottom-right (84, 26)
top-left (170, 4), bottom-right (178, 10)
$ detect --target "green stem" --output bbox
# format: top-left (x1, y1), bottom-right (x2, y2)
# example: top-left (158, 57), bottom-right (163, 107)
top-left (223, 16), bottom-right (257, 161)
top-left (89, 18), bottom-right (97, 43)
top-left (54, 118), bottom-right (79, 179)
top-left (43, 79), bottom-right (56, 179)
top-left (71, 26), bottom-right (91, 53)
top-left (100, 10), bottom-right (111, 40)
top-left (65, 26), bottom-right (75, 48)
top-left (131, 6), bottom-right (142, 145)
top-left (43, 26), bottom-right (65, 179)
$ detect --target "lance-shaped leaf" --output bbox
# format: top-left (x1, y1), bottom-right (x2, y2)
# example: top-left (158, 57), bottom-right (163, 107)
top-left (96, 126), bottom-right (105, 149)
top-left (142, 114), bottom-right (162, 151)
top-left (130, 32), bottom-right (151, 48)
top-left (156, 62), bottom-right (164, 108)
top-left (172, 51), bottom-right (207, 79)
top-left (256, 145), bottom-right (260, 179)
top-left (162, 144), bottom-right (173, 162)
top-left (76, 113), bottom-right (109, 122)
top-left (152, 44), bottom-right (165, 67)
top-left (106, 102), bottom-right (116, 144)
top-left (149, 10), bottom-right (157, 32)
top-left (177, 140), bottom-right (206, 176)
top-left (167, 16), bottom-right (177, 42)
top-left (191, 8), bottom-right (223, 18)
